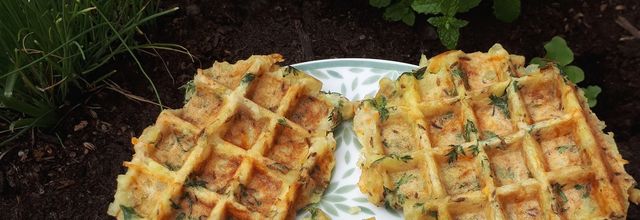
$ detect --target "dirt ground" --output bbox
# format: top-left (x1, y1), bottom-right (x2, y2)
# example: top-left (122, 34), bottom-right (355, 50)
top-left (1, 0), bottom-right (639, 219)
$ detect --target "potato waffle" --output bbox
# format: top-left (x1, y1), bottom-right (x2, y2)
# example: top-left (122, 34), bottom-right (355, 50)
top-left (354, 45), bottom-right (639, 219)
top-left (107, 54), bottom-right (353, 219)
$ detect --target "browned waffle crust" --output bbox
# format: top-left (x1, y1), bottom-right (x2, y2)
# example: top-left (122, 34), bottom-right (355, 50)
top-left (108, 54), bottom-right (353, 220)
top-left (354, 45), bottom-right (639, 219)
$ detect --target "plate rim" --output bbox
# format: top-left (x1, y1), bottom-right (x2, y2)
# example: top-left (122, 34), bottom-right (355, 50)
top-left (291, 58), bottom-right (419, 70)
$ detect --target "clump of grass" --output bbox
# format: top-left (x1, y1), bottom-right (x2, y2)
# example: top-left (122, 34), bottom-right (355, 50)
top-left (0, 1), bottom-right (190, 150)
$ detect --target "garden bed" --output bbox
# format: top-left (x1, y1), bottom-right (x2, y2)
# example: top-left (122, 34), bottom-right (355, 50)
top-left (1, 0), bottom-right (639, 218)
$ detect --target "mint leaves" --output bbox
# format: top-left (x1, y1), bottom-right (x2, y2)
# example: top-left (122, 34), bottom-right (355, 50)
top-left (369, 0), bottom-right (521, 49)
top-left (427, 16), bottom-right (468, 49)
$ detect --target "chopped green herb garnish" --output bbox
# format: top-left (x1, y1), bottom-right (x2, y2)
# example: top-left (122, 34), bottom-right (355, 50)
top-left (552, 183), bottom-right (568, 204)
top-left (444, 87), bottom-right (458, 97)
top-left (267, 162), bottom-right (290, 174)
top-left (452, 68), bottom-right (464, 78)
top-left (512, 80), bottom-right (520, 91)
top-left (238, 184), bottom-right (261, 206)
top-left (468, 142), bottom-right (480, 156)
top-left (300, 203), bottom-right (319, 218)
top-left (328, 107), bottom-right (341, 122)
top-left (400, 66), bottom-right (428, 80)
top-left (395, 174), bottom-right (416, 189)
top-left (446, 144), bottom-right (465, 164)
top-left (463, 120), bottom-right (477, 142)
top-left (489, 94), bottom-right (510, 118)
top-left (164, 162), bottom-right (180, 171)
top-left (169, 199), bottom-right (181, 209)
top-left (414, 202), bottom-right (424, 207)
top-left (481, 155), bottom-right (490, 172)
top-left (184, 177), bottom-right (207, 188)
top-left (241, 73), bottom-right (256, 84)
top-left (413, 66), bottom-right (427, 80)
top-left (556, 145), bottom-right (574, 154)
top-left (368, 96), bottom-right (390, 121)
top-left (120, 205), bottom-right (141, 220)
top-left (382, 139), bottom-right (391, 148)
top-left (574, 184), bottom-right (590, 198)
top-left (277, 118), bottom-right (291, 128)
top-left (372, 153), bottom-right (413, 165)
top-left (429, 210), bottom-right (439, 219)
top-left (284, 66), bottom-right (301, 76)
top-left (483, 131), bottom-right (499, 139)
top-left (175, 212), bottom-right (186, 220)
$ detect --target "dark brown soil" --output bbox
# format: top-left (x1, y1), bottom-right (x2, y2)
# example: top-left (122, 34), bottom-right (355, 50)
top-left (1, 0), bottom-right (639, 219)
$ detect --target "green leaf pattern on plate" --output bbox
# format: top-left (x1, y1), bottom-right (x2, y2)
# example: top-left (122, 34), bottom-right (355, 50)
top-left (292, 59), bottom-right (417, 219)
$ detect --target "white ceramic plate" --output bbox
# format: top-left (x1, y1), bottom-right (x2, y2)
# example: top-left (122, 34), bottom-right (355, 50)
top-left (291, 59), bottom-right (418, 219)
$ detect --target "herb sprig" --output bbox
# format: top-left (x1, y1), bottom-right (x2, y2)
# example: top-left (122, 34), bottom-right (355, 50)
top-left (372, 153), bottom-right (413, 165)
top-left (368, 96), bottom-right (391, 122)
top-left (489, 94), bottom-right (510, 118)
top-left (400, 66), bottom-right (428, 80)
top-left (446, 144), bottom-right (465, 164)
top-left (463, 120), bottom-right (477, 142)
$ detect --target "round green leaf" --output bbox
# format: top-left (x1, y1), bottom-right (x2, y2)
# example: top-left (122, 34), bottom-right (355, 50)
top-left (493, 0), bottom-right (521, 22)
top-left (402, 11), bottom-right (415, 26)
top-left (582, 85), bottom-right (601, 107)
top-left (411, 0), bottom-right (440, 14)
top-left (529, 57), bottom-right (547, 66)
top-left (562, 65), bottom-right (584, 84)
top-left (544, 36), bottom-right (574, 66)
top-left (458, 0), bottom-right (481, 12)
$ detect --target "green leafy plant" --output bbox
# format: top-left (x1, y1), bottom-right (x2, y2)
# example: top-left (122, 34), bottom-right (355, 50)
top-left (0, 1), bottom-right (190, 149)
top-left (369, 0), bottom-right (521, 49)
top-left (530, 36), bottom-right (601, 107)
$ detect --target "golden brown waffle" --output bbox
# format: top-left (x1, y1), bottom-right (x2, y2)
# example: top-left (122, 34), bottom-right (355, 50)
top-left (354, 45), bottom-right (639, 219)
top-left (107, 54), bottom-right (353, 220)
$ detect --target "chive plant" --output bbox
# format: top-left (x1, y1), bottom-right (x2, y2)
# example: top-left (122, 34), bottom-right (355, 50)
top-left (0, 1), bottom-right (189, 149)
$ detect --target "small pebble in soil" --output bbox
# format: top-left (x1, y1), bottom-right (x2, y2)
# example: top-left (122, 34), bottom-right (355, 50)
top-left (18, 150), bottom-right (28, 161)
top-left (73, 120), bottom-right (88, 131)
top-left (83, 142), bottom-right (96, 151)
